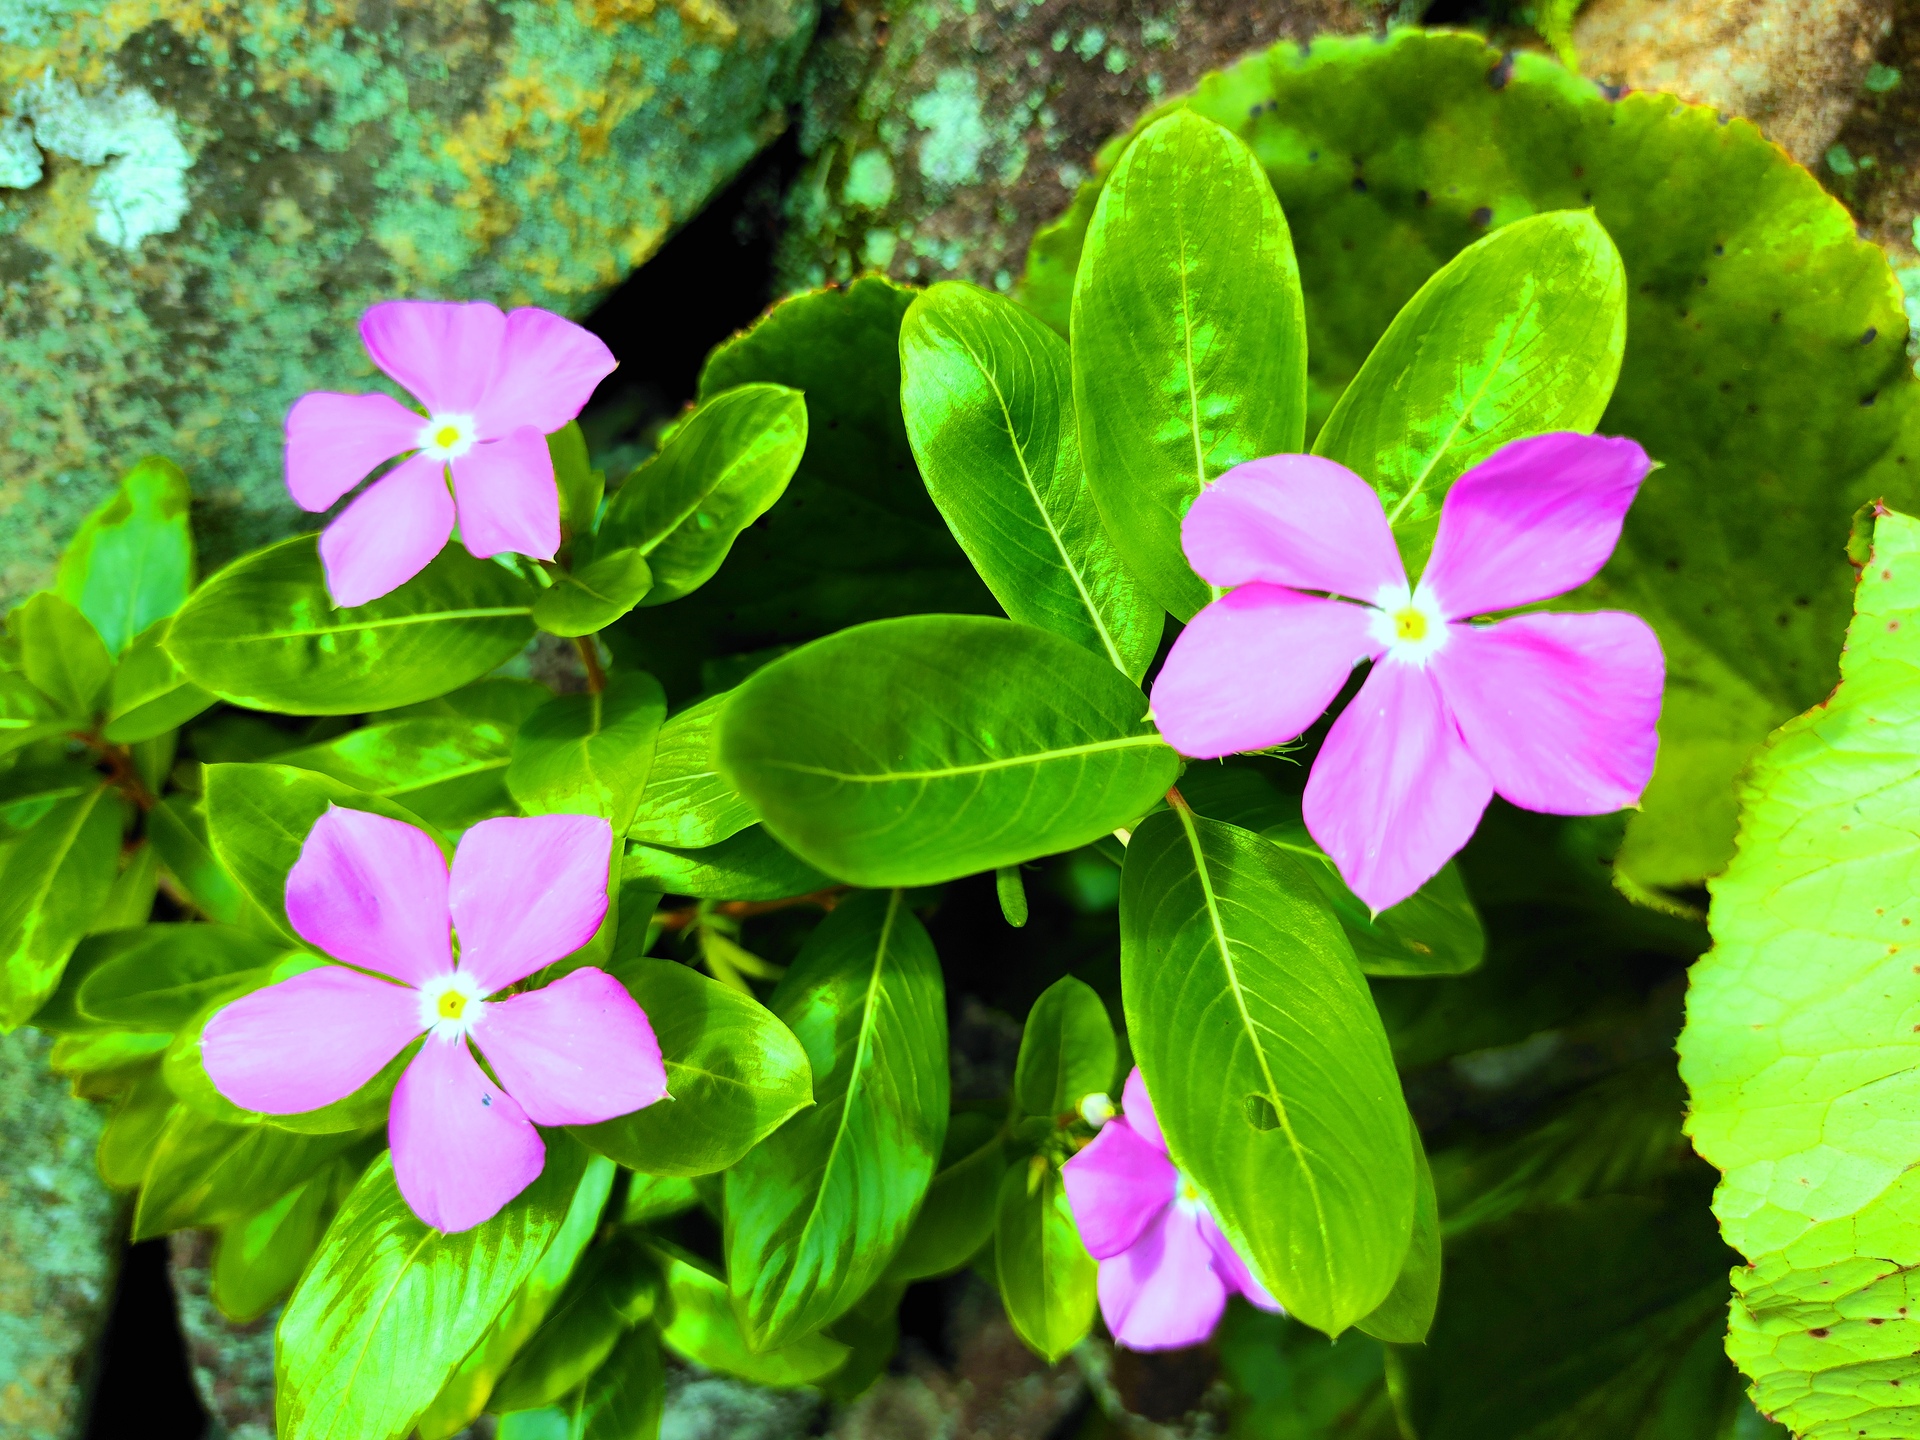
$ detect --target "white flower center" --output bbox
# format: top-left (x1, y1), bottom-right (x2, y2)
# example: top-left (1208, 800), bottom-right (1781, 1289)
top-left (416, 413), bottom-right (477, 461)
top-left (1173, 1168), bottom-right (1208, 1215)
top-left (1368, 582), bottom-right (1450, 667)
top-left (416, 970), bottom-right (488, 1040)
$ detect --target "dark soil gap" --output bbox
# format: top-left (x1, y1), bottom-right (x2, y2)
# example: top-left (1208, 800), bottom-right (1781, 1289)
top-left (84, 1239), bottom-right (207, 1440)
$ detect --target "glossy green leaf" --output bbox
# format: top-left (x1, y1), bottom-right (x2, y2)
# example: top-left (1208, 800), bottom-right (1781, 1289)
top-left (490, 1235), bottom-right (659, 1412)
top-left (56, 455), bottom-right (195, 656)
top-left (0, 754), bottom-right (96, 843)
top-left (1314, 211), bottom-right (1626, 575)
top-left (133, 1106), bottom-right (362, 1239)
top-left (1070, 108), bottom-right (1307, 620)
top-left (76, 922), bottom-right (282, 1031)
top-left (496, 1325), bottom-right (666, 1440)
top-left (168, 535), bottom-right (535, 715)
top-left (204, 763), bottom-right (435, 944)
top-left (276, 1140), bottom-right (588, 1440)
top-left (1355, 1121), bottom-right (1440, 1344)
top-left (532, 549), bottom-right (653, 638)
top-left (384, 677), bottom-right (552, 728)
top-left (994, 1156), bottom-right (1097, 1364)
top-left (90, 838), bottom-right (160, 933)
top-left (625, 695), bottom-right (758, 850)
top-left (619, 1172), bottom-right (699, 1227)
top-left (717, 615), bottom-right (1181, 887)
top-left (148, 795), bottom-right (258, 930)
top-left (1178, 765), bottom-right (1484, 977)
top-left (49, 1029), bottom-right (170, 1084)
top-left (900, 282), bottom-right (1160, 678)
top-left (655, 1246), bottom-right (849, 1387)
top-left (507, 673), bottom-right (667, 833)
top-left (1680, 508), bottom-right (1920, 1439)
top-left (13, 591), bottom-right (111, 720)
top-left (277, 718), bottom-right (517, 831)
top-left (609, 278), bottom-right (995, 691)
top-left (1121, 806), bottom-right (1414, 1334)
top-left (572, 958), bottom-right (812, 1177)
top-left (0, 786), bottom-right (128, 1029)
top-left (103, 617), bottom-right (216, 743)
top-left (29, 922), bottom-right (135, 1035)
top-left (550, 422), bottom-right (604, 544)
top-left (1014, 975), bottom-right (1116, 1118)
top-left (725, 890), bottom-right (948, 1347)
top-left (995, 865), bottom-right (1029, 927)
top-left (1025, 26), bottom-right (1920, 893)
top-left (97, 1067), bottom-right (177, 1188)
top-left (886, 1111), bottom-right (1006, 1283)
top-left (622, 825), bottom-right (831, 902)
top-left (0, 673), bottom-right (67, 758)
top-left (212, 1159), bottom-right (356, 1323)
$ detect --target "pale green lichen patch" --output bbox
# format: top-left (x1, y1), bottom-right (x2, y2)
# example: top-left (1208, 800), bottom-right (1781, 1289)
top-left (8, 73), bottom-right (193, 249)
top-left (909, 67), bottom-right (989, 191)
top-left (843, 147), bottom-right (896, 210)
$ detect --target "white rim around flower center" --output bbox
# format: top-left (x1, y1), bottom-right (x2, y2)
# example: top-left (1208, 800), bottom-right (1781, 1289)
top-left (1368, 582), bottom-right (1450, 667)
top-left (416, 970), bottom-right (488, 1040)
top-left (1173, 1169), bottom-right (1209, 1216)
top-left (416, 412), bottom-right (478, 462)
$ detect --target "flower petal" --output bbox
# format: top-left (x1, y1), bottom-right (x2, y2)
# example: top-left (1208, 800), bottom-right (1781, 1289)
top-left (285, 807), bottom-right (452, 986)
top-left (1151, 586), bottom-right (1380, 759)
top-left (448, 815), bottom-right (613, 993)
top-left (317, 453), bottom-right (456, 607)
top-left (1062, 1114), bottom-right (1178, 1260)
top-left (449, 427), bottom-right (561, 562)
top-left (1097, 1204), bottom-right (1229, 1351)
top-left (474, 967), bottom-right (668, 1126)
top-left (1433, 611), bottom-right (1663, 816)
top-left (1121, 1066), bottom-right (1165, 1153)
top-left (1418, 432), bottom-right (1651, 619)
top-left (1182, 455), bottom-right (1405, 601)
top-left (1303, 660), bottom-right (1493, 913)
top-left (473, 307), bottom-right (618, 439)
top-left (359, 300), bottom-right (506, 415)
top-left (389, 1035), bottom-right (546, 1233)
top-left (1199, 1209), bottom-right (1283, 1312)
top-left (284, 392), bottom-right (422, 512)
top-left (202, 966), bottom-right (421, 1114)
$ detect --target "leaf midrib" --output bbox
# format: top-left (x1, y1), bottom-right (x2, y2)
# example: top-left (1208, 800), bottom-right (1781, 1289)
top-left (764, 732), bottom-right (1167, 784)
top-left (246, 607), bottom-right (532, 640)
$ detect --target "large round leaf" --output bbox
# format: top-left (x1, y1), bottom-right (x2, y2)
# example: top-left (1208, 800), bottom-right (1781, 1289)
top-left (716, 614), bottom-right (1181, 886)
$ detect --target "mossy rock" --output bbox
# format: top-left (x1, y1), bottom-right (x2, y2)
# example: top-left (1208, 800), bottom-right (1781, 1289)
top-left (0, 0), bottom-right (819, 597)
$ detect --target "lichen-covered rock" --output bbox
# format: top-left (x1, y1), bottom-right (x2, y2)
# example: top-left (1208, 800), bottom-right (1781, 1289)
top-left (774, 0), bottom-right (1371, 294)
top-left (0, 1031), bottom-right (117, 1440)
top-left (0, 0), bottom-right (820, 599)
top-left (1574, 0), bottom-right (1893, 164)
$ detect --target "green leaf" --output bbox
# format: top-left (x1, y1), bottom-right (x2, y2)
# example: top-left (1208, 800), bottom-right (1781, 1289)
top-left (1121, 806), bottom-right (1414, 1334)
top-left (276, 1140), bottom-right (588, 1440)
top-left (655, 1246), bottom-right (849, 1387)
top-left (621, 825), bottom-right (832, 902)
top-left (609, 278), bottom-right (995, 691)
top-left (90, 838), bottom-right (160, 933)
top-left (725, 890), bottom-right (948, 1348)
top-left (1313, 210), bottom-right (1626, 576)
top-left (490, 1235), bottom-right (659, 1413)
top-left (507, 673), bottom-right (667, 834)
top-left (418, 1154), bottom-right (617, 1439)
top-left (531, 549), bottom-right (653, 638)
top-left (203, 763), bottom-right (437, 945)
top-left (211, 1159), bottom-right (356, 1323)
top-left (103, 617), bottom-right (216, 743)
top-left (133, 1106), bottom-right (363, 1239)
top-left (148, 795), bottom-right (259, 930)
top-left (886, 1111), bottom-right (1007, 1282)
top-left (50, 1029), bottom-right (170, 1084)
top-left (1355, 1121), bottom-right (1440, 1344)
top-left (994, 1156), bottom-right (1097, 1364)
top-left (0, 786), bottom-right (128, 1029)
top-left (900, 282), bottom-right (1160, 678)
top-left (995, 865), bottom-right (1028, 927)
top-left (76, 922), bottom-right (283, 1031)
top-left (383, 677), bottom-right (552, 728)
top-left (168, 535), bottom-right (535, 716)
top-left (625, 695), bottom-right (758, 850)
top-left (598, 385), bottom-right (808, 608)
top-left (619, 1172), bottom-right (698, 1227)
top-left (1679, 507), bottom-right (1920, 1439)
top-left (56, 455), bottom-right (195, 657)
top-left (716, 615), bottom-right (1181, 887)
top-left (1069, 109), bottom-right (1307, 620)
top-left (1178, 765), bottom-right (1485, 977)
top-left (14, 591), bottom-right (112, 719)
top-left (496, 1324), bottom-right (666, 1440)
top-left (1013, 975), bottom-right (1116, 1118)
top-left (97, 1067), bottom-right (178, 1188)
top-left (0, 673), bottom-right (67, 758)
top-left (277, 718), bottom-right (518, 832)
top-left (550, 422), bottom-right (605, 544)
top-left (572, 958), bottom-right (812, 1177)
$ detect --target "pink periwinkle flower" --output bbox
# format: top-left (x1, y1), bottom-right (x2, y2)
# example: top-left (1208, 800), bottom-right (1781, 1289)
top-left (286, 300), bottom-right (617, 607)
top-left (202, 808), bottom-right (666, 1233)
top-left (1061, 1068), bottom-right (1281, 1351)
top-left (1151, 432), bottom-right (1665, 913)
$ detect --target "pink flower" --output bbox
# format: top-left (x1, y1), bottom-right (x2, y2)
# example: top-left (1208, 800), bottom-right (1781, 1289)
top-left (1151, 432), bottom-right (1664, 912)
top-left (286, 300), bottom-right (617, 606)
top-left (1061, 1068), bottom-right (1281, 1351)
top-left (202, 808), bottom-right (666, 1233)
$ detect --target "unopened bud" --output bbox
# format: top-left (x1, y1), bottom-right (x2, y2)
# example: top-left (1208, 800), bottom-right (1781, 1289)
top-left (1078, 1091), bottom-right (1116, 1128)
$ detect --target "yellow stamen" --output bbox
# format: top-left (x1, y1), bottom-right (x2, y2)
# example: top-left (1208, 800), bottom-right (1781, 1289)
top-left (1394, 608), bottom-right (1427, 642)
top-left (435, 424), bottom-right (462, 449)
top-left (437, 990), bottom-right (467, 1021)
